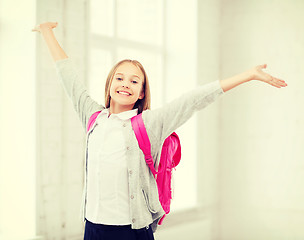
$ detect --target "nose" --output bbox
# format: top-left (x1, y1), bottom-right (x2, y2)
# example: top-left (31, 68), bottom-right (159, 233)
top-left (122, 80), bottom-right (130, 88)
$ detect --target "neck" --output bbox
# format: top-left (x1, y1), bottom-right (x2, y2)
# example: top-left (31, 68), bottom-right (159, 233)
top-left (109, 100), bottom-right (135, 115)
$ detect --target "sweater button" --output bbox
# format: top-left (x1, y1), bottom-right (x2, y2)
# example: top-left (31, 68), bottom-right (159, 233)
top-left (131, 195), bottom-right (134, 199)
top-left (132, 218), bottom-right (136, 223)
top-left (123, 123), bottom-right (127, 127)
top-left (126, 147), bottom-right (130, 150)
top-left (129, 170), bottom-right (133, 175)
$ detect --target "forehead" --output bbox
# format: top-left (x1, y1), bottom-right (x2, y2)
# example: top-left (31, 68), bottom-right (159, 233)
top-left (114, 62), bottom-right (144, 80)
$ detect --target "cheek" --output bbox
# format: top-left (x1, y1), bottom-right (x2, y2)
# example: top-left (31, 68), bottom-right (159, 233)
top-left (109, 84), bottom-right (114, 93)
top-left (134, 86), bottom-right (142, 95)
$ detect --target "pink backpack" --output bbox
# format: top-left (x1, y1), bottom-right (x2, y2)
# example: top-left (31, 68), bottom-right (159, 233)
top-left (87, 111), bottom-right (181, 225)
top-left (131, 113), bottom-right (181, 225)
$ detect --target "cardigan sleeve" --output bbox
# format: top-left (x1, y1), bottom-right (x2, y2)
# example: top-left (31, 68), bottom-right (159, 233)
top-left (142, 80), bottom-right (224, 148)
top-left (54, 58), bottom-right (104, 131)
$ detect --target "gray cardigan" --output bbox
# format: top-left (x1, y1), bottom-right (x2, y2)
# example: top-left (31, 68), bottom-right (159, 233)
top-left (54, 58), bottom-right (224, 232)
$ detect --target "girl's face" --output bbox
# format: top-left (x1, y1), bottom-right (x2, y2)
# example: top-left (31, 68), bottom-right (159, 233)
top-left (109, 62), bottom-right (145, 113)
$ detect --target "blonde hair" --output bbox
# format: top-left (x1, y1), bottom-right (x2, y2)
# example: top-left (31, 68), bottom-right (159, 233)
top-left (105, 59), bottom-right (151, 114)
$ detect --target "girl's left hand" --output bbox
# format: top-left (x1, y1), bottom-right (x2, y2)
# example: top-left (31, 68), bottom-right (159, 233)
top-left (250, 64), bottom-right (287, 88)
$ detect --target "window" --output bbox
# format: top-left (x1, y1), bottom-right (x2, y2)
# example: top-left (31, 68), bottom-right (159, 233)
top-left (88, 0), bottom-right (197, 212)
top-left (88, 0), bottom-right (164, 108)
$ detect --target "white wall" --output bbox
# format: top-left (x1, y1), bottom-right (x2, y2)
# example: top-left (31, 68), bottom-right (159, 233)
top-left (0, 0), bottom-right (37, 239)
top-left (219, 0), bottom-right (304, 239)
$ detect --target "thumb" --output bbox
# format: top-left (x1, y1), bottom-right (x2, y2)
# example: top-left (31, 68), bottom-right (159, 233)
top-left (259, 63), bottom-right (267, 69)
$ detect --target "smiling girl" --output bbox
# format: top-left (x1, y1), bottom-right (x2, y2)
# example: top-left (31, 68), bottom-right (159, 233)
top-left (33, 22), bottom-right (287, 240)
top-left (106, 60), bottom-right (149, 115)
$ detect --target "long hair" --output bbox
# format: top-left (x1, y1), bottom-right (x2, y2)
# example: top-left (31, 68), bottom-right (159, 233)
top-left (104, 59), bottom-right (151, 114)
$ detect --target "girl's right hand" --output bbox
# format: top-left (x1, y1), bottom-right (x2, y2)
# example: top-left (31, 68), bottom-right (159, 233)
top-left (32, 22), bottom-right (58, 33)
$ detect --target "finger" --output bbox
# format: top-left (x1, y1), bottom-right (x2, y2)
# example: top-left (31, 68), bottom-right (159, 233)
top-left (269, 77), bottom-right (287, 88)
top-left (269, 80), bottom-right (281, 88)
top-left (261, 63), bottom-right (267, 69)
top-left (270, 76), bottom-right (286, 84)
top-left (49, 22), bottom-right (58, 29)
top-left (265, 76), bottom-right (277, 86)
top-left (257, 64), bottom-right (267, 70)
top-left (273, 77), bottom-right (288, 87)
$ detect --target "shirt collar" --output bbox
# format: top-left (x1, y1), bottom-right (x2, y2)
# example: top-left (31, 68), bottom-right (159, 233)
top-left (100, 108), bottom-right (138, 120)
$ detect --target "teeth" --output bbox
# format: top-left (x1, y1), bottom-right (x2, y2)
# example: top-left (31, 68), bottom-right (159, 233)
top-left (118, 91), bottom-right (130, 95)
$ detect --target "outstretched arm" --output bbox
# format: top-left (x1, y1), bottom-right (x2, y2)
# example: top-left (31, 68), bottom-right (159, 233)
top-left (144, 64), bottom-right (286, 146)
top-left (32, 22), bottom-right (103, 130)
top-left (32, 22), bottom-right (68, 62)
top-left (220, 64), bottom-right (287, 92)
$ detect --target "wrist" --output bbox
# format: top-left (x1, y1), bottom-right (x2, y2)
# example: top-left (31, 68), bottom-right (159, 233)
top-left (241, 70), bottom-right (254, 83)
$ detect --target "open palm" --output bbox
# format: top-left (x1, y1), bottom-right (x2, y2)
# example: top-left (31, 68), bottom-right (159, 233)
top-left (253, 64), bottom-right (287, 88)
top-left (32, 22), bottom-right (58, 33)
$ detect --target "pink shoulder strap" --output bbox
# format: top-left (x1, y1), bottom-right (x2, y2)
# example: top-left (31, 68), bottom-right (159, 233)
top-left (87, 111), bottom-right (101, 132)
top-left (131, 114), bottom-right (158, 176)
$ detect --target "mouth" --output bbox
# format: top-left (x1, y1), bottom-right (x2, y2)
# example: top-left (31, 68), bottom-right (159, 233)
top-left (117, 91), bottom-right (132, 96)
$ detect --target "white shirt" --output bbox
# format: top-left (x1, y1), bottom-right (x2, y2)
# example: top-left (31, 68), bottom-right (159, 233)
top-left (85, 108), bottom-right (138, 225)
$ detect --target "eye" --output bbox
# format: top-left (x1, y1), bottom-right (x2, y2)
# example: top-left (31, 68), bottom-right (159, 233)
top-left (131, 80), bottom-right (138, 84)
top-left (116, 77), bottom-right (123, 81)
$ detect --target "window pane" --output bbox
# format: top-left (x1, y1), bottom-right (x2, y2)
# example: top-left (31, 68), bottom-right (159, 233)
top-left (171, 118), bottom-right (198, 211)
top-left (117, 47), bottom-right (163, 109)
top-left (90, 0), bottom-right (114, 37)
top-left (162, 0), bottom-right (198, 211)
top-left (89, 48), bottom-right (113, 105)
top-left (117, 0), bottom-right (163, 46)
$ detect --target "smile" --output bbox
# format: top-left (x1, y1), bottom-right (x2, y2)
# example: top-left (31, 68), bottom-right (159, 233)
top-left (117, 91), bottom-right (131, 96)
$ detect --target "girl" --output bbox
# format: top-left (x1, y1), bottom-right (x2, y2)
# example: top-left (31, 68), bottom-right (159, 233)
top-left (32, 22), bottom-right (287, 240)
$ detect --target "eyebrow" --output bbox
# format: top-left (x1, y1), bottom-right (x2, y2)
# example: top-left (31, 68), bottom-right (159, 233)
top-left (115, 72), bottom-right (140, 79)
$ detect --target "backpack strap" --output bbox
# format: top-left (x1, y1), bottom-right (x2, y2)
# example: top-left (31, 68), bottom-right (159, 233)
top-left (131, 113), bottom-right (158, 176)
top-left (87, 111), bottom-right (101, 132)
